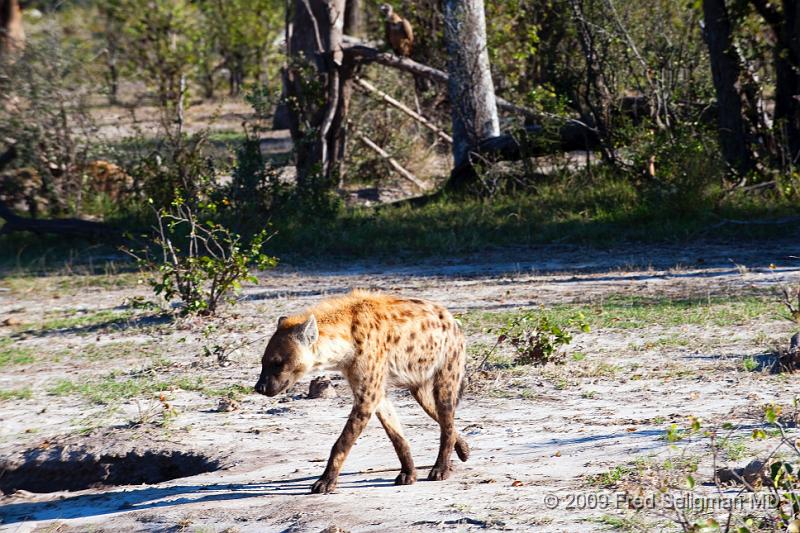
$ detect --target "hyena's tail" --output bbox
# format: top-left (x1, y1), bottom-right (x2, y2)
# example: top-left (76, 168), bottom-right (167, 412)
top-left (455, 431), bottom-right (470, 462)
top-left (457, 367), bottom-right (467, 405)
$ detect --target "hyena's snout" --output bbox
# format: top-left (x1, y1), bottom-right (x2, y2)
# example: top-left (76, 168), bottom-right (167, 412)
top-left (254, 379), bottom-right (270, 396)
top-left (254, 376), bottom-right (288, 397)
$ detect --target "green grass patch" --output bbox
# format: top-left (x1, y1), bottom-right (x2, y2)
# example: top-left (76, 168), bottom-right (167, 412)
top-left (0, 387), bottom-right (33, 401)
top-left (0, 231), bottom-right (137, 278)
top-left (590, 513), bottom-right (651, 532)
top-left (202, 383), bottom-right (253, 399)
top-left (2, 171), bottom-right (799, 267)
top-left (2, 159), bottom-right (799, 274)
top-left (0, 338), bottom-right (35, 367)
top-left (49, 373), bottom-right (208, 405)
top-left (588, 465), bottom-right (635, 488)
top-left (265, 176), bottom-right (800, 260)
top-left (31, 309), bottom-right (134, 334)
top-left (72, 341), bottom-right (158, 362)
top-left (4, 271), bottom-right (140, 296)
top-left (460, 294), bottom-right (775, 333)
top-left (719, 436), bottom-right (750, 461)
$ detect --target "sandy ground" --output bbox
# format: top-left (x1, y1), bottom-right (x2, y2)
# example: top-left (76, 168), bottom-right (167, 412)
top-left (1, 240), bottom-right (799, 532)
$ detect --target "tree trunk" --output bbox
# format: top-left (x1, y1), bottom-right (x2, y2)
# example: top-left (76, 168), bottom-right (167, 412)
top-left (285, 0), bottom-right (353, 190)
top-left (702, 0), bottom-right (754, 176)
top-left (773, 0), bottom-right (800, 164)
top-left (0, 0), bottom-right (25, 59)
top-left (442, 0), bottom-right (500, 169)
top-left (344, 0), bottom-right (363, 38)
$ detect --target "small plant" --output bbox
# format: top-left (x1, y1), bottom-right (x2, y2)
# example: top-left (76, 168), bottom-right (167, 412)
top-left (493, 310), bottom-right (590, 366)
top-left (780, 286), bottom-right (800, 324)
top-left (130, 196), bottom-right (277, 315)
top-left (133, 392), bottom-right (178, 427)
top-left (0, 25), bottom-right (100, 216)
top-left (588, 464), bottom-right (634, 488)
top-left (771, 287), bottom-right (800, 372)
top-left (742, 356), bottom-right (759, 372)
top-left (646, 404), bottom-right (800, 532)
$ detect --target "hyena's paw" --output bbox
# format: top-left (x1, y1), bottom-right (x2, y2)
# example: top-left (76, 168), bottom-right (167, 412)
top-left (427, 463), bottom-right (452, 481)
top-left (394, 470), bottom-right (417, 485)
top-left (311, 475), bottom-right (338, 494)
top-left (455, 436), bottom-right (470, 462)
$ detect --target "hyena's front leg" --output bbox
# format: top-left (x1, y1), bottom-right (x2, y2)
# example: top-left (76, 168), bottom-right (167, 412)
top-left (311, 393), bottom-right (379, 494)
top-left (375, 396), bottom-right (416, 485)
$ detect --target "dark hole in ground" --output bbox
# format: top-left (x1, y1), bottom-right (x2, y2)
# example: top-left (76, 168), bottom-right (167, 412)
top-left (0, 449), bottom-right (222, 494)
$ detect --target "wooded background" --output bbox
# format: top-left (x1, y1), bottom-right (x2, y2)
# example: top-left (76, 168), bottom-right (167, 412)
top-left (1, 0), bottom-right (799, 246)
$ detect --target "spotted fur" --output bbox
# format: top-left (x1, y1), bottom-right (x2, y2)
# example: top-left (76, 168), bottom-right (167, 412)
top-left (254, 290), bottom-right (469, 494)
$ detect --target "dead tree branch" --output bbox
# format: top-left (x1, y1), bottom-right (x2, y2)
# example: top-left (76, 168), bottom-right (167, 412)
top-left (354, 77), bottom-right (452, 143)
top-left (353, 130), bottom-right (426, 189)
top-left (343, 43), bottom-right (535, 118)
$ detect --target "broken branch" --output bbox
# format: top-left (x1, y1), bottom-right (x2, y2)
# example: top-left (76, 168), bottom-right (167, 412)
top-left (353, 131), bottom-right (426, 190)
top-left (354, 77), bottom-right (452, 144)
top-left (343, 43), bottom-right (536, 118)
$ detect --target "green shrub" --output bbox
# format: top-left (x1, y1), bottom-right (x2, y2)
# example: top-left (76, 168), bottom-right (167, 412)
top-left (493, 310), bottom-right (590, 365)
top-left (130, 196), bottom-right (277, 315)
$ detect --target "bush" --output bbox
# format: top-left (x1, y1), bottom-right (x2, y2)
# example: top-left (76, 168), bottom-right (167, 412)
top-left (0, 24), bottom-right (100, 216)
top-left (493, 310), bottom-right (590, 366)
top-left (130, 197), bottom-right (277, 315)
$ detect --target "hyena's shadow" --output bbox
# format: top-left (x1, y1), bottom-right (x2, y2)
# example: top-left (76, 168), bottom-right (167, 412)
top-left (253, 469), bottom-right (414, 494)
top-left (0, 472), bottom-right (420, 524)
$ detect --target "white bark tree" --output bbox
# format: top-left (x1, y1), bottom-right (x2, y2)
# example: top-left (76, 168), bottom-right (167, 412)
top-left (443, 0), bottom-right (500, 169)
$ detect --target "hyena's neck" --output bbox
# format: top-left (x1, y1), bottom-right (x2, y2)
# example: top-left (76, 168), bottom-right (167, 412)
top-left (311, 331), bottom-right (355, 371)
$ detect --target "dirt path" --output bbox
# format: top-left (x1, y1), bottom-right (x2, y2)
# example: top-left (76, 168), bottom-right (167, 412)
top-left (1, 240), bottom-right (799, 532)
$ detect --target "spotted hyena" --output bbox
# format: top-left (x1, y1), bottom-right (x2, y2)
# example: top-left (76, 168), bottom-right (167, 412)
top-left (254, 290), bottom-right (470, 494)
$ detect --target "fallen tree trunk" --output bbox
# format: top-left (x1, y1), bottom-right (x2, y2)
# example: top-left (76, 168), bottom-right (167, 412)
top-left (0, 202), bottom-right (122, 240)
top-left (446, 125), bottom-right (600, 191)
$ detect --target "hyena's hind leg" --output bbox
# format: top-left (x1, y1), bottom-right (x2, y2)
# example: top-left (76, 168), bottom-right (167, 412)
top-left (411, 378), bottom-right (470, 482)
top-left (375, 396), bottom-right (417, 485)
top-left (410, 384), bottom-right (470, 462)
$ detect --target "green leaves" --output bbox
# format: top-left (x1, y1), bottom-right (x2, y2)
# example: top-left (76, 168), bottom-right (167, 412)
top-left (137, 198), bottom-right (277, 315)
top-left (493, 310), bottom-right (590, 366)
top-left (765, 404), bottom-right (781, 425)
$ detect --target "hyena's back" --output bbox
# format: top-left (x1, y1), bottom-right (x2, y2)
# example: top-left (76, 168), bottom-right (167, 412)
top-left (282, 290), bottom-right (466, 388)
top-left (353, 294), bottom-right (466, 389)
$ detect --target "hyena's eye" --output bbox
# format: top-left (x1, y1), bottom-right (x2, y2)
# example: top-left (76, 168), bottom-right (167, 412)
top-left (267, 361), bottom-right (283, 372)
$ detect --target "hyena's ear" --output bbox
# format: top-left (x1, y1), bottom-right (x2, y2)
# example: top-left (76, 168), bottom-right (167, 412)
top-left (277, 316), bottom-right (289, 327)
top-left (299, 315), bottom-right (318, 345)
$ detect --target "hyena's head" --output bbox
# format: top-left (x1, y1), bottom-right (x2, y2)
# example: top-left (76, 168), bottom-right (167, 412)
top-left (254, 315), bottom-right (318, 397)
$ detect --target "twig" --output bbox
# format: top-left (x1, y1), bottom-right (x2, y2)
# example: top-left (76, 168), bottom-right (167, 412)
top-left (353, 130), bottom-right (426, 190)
top-left (342, 42), bottom-right (537, 119)
top-left (466, 338), bottom-right (501, 383)
top-left (354, 77), bottom-right (452, 144)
